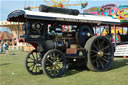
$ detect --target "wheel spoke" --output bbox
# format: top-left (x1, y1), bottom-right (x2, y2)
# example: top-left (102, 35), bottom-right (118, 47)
top-left (53, 53), bottom-right (57, 62)
top-left (97, 39), bottom-right (101, 49)
top-left (37, 66), bottom-right (41, 72)
top-left (100, 39), bottom-right (105, 49)
top-left (104, 53), bottom-right (111, 56)
top-left (32, 53), bottom-right (36, 60)
top-left (29, 57), bottom-right (34, 60)
top-left (36, 52), bottom-right (38, 60)
top-left (47, 58), bottom-right (53, 64)
top-left (95, 60), bottom-right (99, 69)
top-left (47, 69), bottom-right (52, 74)
top-left (93, 43), bottom-right (99, 51)
top-left (49, 54), bottom-right (53, 60)
top-left (27, 61), bottom-right (34, 63)
top-left (28, 63), bottom-right (34, 68)
top-left (102, 45), bottom-right (109, 51)
top-left (35, 65), bottom-right (38, 72)
top-left (32, 64), bottom-right (35, 72)
top-left (101, 57), bottom-right (109, 63)
top-left (53, 67), bottom-right (57, 76)
top-left (91, 50), bottom-right (98, 53)
top-left (99, 60), bottom-right (105, 69)
top-left (56, 64), bottom-right (61, 69)
top-left (51, 67), bottom-right (54, 75)
top-left (46, 66), bottom-right (52, 71)
top-left (103, 56), bottom-right (107, 58)
top-left (91, 54), bottom-right (97, 58)
top-left (56, 54), bottom-right (61, 61)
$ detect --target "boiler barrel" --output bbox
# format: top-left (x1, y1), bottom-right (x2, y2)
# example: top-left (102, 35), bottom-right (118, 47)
top-left (43, 40), bottom-right (66, 50)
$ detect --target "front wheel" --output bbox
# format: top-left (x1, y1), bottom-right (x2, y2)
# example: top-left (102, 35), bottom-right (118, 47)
top-left (25, 50), bottom-right (43, 75)
top-left (42, 49), bottom-right (66, 78)
top-left (85, 36), bottom-right (114, 71)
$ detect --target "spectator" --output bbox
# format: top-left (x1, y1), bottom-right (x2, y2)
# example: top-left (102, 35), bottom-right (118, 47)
top-left (0, 40), bottom-right (4, 53)
top-left (4, 41), bottom-right (9, 54)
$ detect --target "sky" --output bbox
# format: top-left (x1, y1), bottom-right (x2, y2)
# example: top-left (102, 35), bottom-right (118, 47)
top-left (0, 0), bottom-right (128, 21)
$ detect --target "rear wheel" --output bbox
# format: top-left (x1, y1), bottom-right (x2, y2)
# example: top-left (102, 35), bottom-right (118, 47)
top-left (42, 49), bottom-right (66, 78)
top-left (85, 36), bottom-right (114, 71)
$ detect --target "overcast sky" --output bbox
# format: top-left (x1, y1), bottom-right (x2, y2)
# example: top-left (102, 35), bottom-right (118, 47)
top-left (0, 0), bottom-right (128, 21)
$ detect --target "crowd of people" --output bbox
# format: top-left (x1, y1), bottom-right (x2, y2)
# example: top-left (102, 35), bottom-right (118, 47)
top-left (0, 40), bottom-right (9, 54)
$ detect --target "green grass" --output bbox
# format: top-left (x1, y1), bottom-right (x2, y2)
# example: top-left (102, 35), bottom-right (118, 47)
top-left (0, 51), bottom-right (128, 85)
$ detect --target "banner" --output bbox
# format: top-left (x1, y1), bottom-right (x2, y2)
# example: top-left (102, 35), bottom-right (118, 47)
top-left (114, 44), bottom-right (128, 56)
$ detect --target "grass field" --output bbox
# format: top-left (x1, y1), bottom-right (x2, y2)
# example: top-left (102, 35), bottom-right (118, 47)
top-left (0, 51), bottom-right (128, 85)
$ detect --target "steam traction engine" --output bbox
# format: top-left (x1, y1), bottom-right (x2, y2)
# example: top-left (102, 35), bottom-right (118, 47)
top-left (7, 5), bottom-right (119, 78)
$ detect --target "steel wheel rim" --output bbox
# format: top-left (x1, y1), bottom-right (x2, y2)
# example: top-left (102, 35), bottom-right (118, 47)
top-left (90, 37), bottom-right (113, 71)
top-left (44, 51), bottom-right (66, 78)
top-left (26, 50), bottom-right (43, 74)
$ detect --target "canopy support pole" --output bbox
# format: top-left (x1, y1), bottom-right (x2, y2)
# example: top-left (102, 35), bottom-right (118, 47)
top-left (18, 21), bottom-right (20, 39)
top-left (108, 25), bottom-right (111, 36)
top-left (114, 24), bottom-right (117, 47)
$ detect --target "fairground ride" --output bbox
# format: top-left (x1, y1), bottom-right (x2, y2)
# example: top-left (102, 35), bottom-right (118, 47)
top-left (24, 0), bottom-right (88, 10)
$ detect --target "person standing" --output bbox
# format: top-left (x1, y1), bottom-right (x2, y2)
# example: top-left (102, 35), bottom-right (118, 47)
top-left (1, 40), bottom-right (4, 53)
top-left (4, 41), bottom-right (9, 54)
